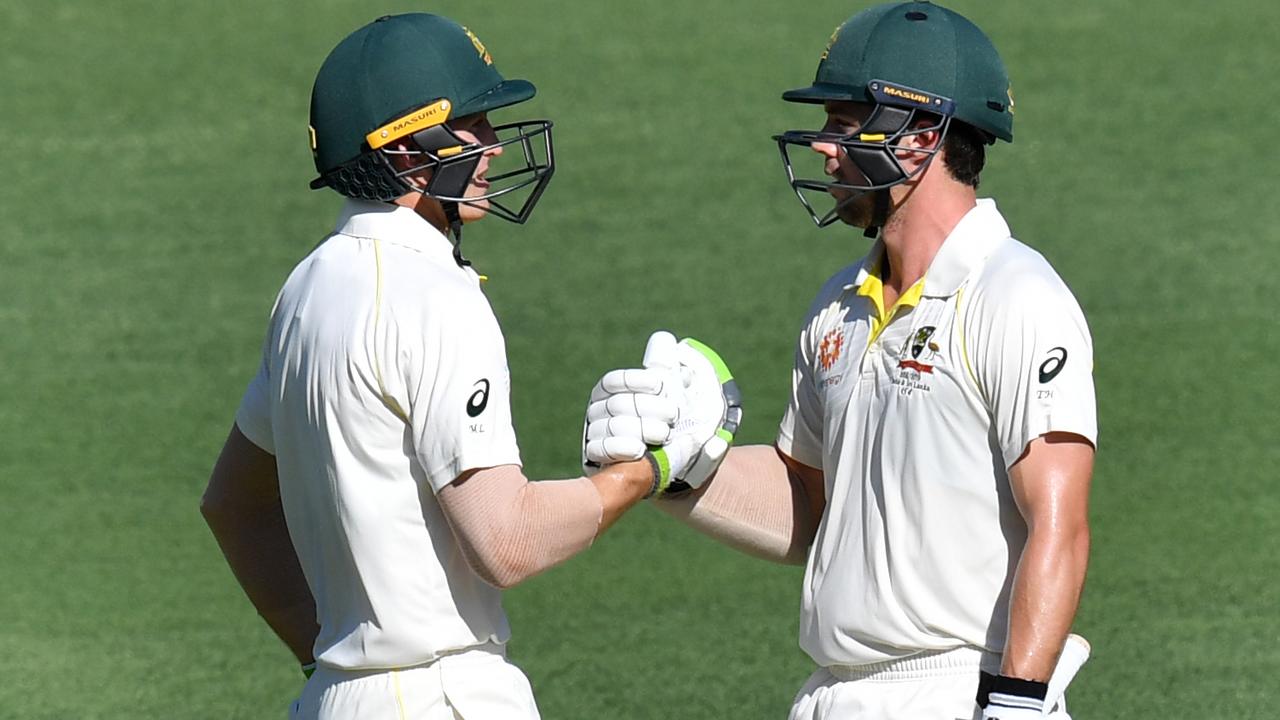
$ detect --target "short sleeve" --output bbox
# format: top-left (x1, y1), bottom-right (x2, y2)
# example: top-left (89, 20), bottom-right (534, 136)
top-left (235, 356), bottom-right (275, 454)
top-left (777, 325), bottom-right (826, 469)
top-left (966, 261), bottom-right (1098, 470)
top-left (777, 264), bottom-right (865, 470)
top-left (406, 294), bottom-right (521, 493)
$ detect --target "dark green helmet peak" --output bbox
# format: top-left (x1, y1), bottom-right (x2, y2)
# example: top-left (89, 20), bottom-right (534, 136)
top-left (783, 1), bottom-right (1013, 143)
top-left (309, 13), bottom-right (535, 177)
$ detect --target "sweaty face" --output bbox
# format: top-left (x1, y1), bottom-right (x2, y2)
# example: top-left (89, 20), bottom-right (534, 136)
top-left (811, 101), bottom-right (879, 228)
top-left (447, 113), bottom-right (503, 223)
top-left (388, 113), bottom-right (503, 224)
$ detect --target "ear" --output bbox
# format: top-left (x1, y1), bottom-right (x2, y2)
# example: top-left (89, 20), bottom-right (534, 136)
top-left (896, 120), bottom-right (943, 154)
top-left (891, 120), bottom-right (943, 172)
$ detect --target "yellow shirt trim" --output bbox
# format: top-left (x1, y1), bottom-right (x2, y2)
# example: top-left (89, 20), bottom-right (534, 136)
top-left (856, 260), bottom-right (926, 346)
top-left (392, 669), bottom-right (408, 720)
top-left (954, 286), bottom-right (983, 400)
top-left (373, 239), bottom-right (412, 424)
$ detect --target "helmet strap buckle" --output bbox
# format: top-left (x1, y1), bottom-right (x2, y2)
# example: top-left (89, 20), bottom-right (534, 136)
top-left (442, 202), bottom-right (471, 268)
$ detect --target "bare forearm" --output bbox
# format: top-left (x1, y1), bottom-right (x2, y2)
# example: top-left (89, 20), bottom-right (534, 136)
top-left (589, 459), bottom-right (657, 531)
top-left (440, 461), bottom-right (651, 589)
top-left (652, 445), bottom-right (820, 564)
top-left (1001, 525), bottom-right (1090, 680)
top-left (202, 503), bottom-right (318, 664)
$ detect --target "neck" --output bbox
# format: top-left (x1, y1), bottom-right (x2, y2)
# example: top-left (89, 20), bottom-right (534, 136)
top-left (878, 183), bottom-right (976, 291)
top-left (394, 192), bottom-right (450, 235)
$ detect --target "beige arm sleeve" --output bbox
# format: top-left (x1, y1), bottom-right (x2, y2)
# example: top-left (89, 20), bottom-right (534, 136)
top-left (437, 465), bottom-right (605, 589)
top-left (651, 444), bottom-right (822, 565)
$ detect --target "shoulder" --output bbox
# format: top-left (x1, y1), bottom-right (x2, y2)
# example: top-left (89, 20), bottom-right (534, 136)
top-left (792, 259), bottom-right (867, 344)
top-left (961, 238), bottom-right (1092, 357)
top-left (806, 257), bottom-right (868, 315)
top-left (967, 238), bottom-right (1084, 315)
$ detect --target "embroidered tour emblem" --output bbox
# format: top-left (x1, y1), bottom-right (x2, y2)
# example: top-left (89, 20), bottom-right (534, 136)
top-left (898, 326), bottom-right (937, 375)
top-left (819, 328), bottom-right (844, 371)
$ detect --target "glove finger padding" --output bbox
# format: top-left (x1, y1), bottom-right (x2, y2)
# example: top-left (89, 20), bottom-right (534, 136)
top-left (585, 435), bottom-right (650, 465)
top-left (589, 368), bottom-right (668, 403)
top-left (641, 330), bottom-right (680, 372)
top-left (582, 332), bottom-right (684, 476)
top-left (585, 393), bottom-right (679, 424)
top-left (587, 416), bottom-right (671, 451)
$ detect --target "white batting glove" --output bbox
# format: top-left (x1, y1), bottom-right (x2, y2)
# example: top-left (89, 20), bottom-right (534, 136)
top-left (582, 331), bottom-right (742, 495)
top-left (982, 634), bottom-right (1089, 720)
top-left (582, 367), bottom-right (677, 465)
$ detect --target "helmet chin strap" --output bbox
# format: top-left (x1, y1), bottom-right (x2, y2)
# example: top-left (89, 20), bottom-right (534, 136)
top-left (443, 201), bottom-right (471, 268)
top-left (863, 190), bottom-right (892, 239)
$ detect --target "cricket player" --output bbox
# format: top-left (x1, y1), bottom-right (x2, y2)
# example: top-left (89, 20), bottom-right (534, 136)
top-left (583, 3), bottom-right (1097, 718)
top-left (199, 14), bottom-right (707, 719)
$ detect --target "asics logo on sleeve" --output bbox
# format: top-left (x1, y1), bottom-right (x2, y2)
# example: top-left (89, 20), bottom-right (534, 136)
top-left (466, 379), bottom-right (490, 417)
top-left (1038, 347), bottom-right (1068, 383)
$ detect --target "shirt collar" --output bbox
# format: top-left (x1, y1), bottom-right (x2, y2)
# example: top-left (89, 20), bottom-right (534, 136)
top-left (844, 242), bottom-right (880, 299)
top-left (921, 198), bottom-right (1011, 297)
top-left (333, 198), bottom-right (456, 261)
top-left (843, 199), bottom-right (1011, 299)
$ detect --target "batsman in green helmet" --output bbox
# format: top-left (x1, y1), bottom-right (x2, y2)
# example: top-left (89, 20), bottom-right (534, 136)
top-left (202, 14), bottom-right (667, 720)
top-left (584, 3), bottom-right (1098, 719)
top-left (308, 13), bottom-right (556, 265)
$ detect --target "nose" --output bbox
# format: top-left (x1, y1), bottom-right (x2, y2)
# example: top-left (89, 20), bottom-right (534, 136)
top-left (810, 140), bottom-right (840, 159)
top-left (476, 123), bottom-right (502, 157)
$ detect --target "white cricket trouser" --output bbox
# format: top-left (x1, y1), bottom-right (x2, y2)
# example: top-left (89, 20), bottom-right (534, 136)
top-left (289, 643), bottom-right (540, 720)
top-left (788, 646), bottom-right (999, 720)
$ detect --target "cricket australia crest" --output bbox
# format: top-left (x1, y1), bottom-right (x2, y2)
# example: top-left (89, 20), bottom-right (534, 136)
top-left (894, 325), bottom-right (940, 395)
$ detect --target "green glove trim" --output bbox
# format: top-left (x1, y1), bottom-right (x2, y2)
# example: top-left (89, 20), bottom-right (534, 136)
top-left (715, 428), bottom-right (734, 444)
top-left (301, 662), bottom-right (316, 679)
top-left (646, 448), bottom-right (671, 495)
top-left (683, 338), bottom-right (733, 383)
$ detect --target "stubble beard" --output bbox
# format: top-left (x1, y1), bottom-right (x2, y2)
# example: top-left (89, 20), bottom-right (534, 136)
top-left (833, 190), bottom-right (876, 228)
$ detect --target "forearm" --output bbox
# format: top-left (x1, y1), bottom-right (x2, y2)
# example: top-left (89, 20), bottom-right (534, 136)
top-left (652, 444), bottom-right (819, 564)
top-left (589, 459), bottom-right (657, 531)
top-left (439, 461), bottom-right (651, 589)
top-left (201, 502), bottom-right (318, 664)
top-left (1001, 524), bottom-right (1090, 680)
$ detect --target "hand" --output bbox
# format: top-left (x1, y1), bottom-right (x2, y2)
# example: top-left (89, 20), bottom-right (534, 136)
top-left (582, 366), bottom-right (678, 468)
top-left (582, 331), bottom-right (742, 494)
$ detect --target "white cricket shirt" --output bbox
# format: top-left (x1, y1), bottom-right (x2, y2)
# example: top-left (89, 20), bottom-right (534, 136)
top-left (777, 199), bottom-right (1097, 668)
top-left (236, 199), bottom-right (522, 670)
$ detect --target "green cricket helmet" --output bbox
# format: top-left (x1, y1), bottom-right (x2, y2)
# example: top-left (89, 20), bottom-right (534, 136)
top-left (774, 1), bottom-right (1013, 229)
top-left (308, 13), bottom-right (554, 229)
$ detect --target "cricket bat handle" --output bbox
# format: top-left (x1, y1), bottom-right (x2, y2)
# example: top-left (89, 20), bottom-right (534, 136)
top-left (1045, 633), bottom-right (1091, 711)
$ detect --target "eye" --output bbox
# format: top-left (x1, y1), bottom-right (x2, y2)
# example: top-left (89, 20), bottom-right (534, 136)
top-left (449, 114), bottom-right (485, 133)
top-left (823, 119), bottom-right (856, 136)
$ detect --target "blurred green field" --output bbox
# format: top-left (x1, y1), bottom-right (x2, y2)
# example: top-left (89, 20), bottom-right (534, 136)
top-left (2, 0), bottom-right (1278, 718)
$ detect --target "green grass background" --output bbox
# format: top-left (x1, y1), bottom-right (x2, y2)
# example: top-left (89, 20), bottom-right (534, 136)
top-left (2, 0), bottom-right (1277, 717)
